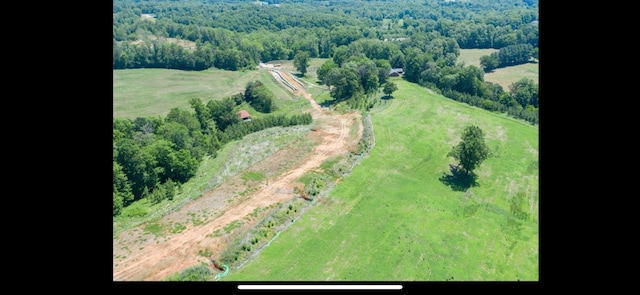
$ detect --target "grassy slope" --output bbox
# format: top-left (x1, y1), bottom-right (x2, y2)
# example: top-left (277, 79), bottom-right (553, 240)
top-left (458, 49), bottom-right (539, 90)
top-left (113, 68), bottom-right (295, 120)
top-left (222, 79), bottom-right (539, 281)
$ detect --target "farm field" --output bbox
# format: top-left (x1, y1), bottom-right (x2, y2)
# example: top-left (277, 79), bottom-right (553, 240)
top-left (484, 63), bottom-right (539, 91)
top-left (458, 49), bottom-right (498, 68)
top-left (113, 68), bottom-right (297, 120)
top-left (221, 78), bottom-right (539, 281)
top-left (458, 49), bottom-right (539, 90)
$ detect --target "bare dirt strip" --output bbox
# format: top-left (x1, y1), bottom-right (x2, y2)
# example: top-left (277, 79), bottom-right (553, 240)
top-left (113, 67), bottom-right (362, 281)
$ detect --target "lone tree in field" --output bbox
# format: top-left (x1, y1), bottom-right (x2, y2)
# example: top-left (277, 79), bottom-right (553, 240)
top-left (383, 81), bottom-right (398, 98)
top-left (448, 125), bottom-right (490, 175)
top-left (293, 51), bottom-right (310, 77)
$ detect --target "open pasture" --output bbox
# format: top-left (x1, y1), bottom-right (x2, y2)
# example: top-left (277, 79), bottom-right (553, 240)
top-left (222, 79), bottom-right (539, 281)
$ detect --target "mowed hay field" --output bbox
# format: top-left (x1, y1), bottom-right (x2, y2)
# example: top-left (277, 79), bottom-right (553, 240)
top-left (113, 68), bottom-right (298, 120)
top-left (222, 79), bottom-right (538, 281)
top-left (458, 49), bottom-right (539, 91)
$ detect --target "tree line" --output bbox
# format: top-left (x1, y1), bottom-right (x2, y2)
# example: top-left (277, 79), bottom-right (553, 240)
top-left (113, 81), bottom-right (312, 216)
top-left (480, 44), bottom-right (537, 72)
top-left (113, 0), bottom-right (538, 71)
top-left (308, 34), bottom-right (537, 124)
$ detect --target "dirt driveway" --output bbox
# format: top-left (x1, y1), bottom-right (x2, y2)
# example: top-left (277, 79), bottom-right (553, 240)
top-left (113, 68), bottom-right (362, 281)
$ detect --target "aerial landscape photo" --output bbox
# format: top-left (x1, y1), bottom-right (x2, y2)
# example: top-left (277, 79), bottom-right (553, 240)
top-left (113, 0), bottom-right (539, 284)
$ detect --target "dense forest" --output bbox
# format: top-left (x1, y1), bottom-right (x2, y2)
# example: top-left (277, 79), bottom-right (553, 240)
top-left (114, 0), bottom-right (538, 70)
top-left (113, 0), bottom-right (538, 215)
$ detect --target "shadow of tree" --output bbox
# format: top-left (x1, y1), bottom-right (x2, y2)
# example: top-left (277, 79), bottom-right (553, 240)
top-left (319, 98), bottom-right (339, 108)
top-left (439, 164), bottom-right (479, 191)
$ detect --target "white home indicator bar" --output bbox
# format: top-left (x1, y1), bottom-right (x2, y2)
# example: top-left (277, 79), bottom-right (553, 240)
top-left (238, 285), bottom-right (403, 290)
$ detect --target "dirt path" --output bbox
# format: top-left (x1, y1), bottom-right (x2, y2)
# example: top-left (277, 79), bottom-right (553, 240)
top-left (113, 68), bottom-right (362, 281)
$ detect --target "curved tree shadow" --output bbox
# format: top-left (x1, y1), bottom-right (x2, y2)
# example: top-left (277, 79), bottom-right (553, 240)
top-left (439, 164), bottom-right (479, 191)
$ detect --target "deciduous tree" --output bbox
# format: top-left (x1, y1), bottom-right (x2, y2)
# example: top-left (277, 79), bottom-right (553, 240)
top-left (293, 51), bottom-right (310, 76)
top-left (383, 81), bottom-right (398, 98)
top-left (447, 125), bottom-right (490, 175)
top-left (317, 59), bottom-right (338, 84)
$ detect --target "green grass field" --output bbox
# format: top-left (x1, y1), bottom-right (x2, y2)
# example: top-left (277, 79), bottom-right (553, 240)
top-left (458, 49), bottom-right (538, 90)
top-left (113, 68), bottom-right (298, 120)
top-left (221, 79), bottom-right (538, 281)
top-left (484, 63), bottom-right (539, 91)
top-left (458, 49), bottom-right (498, 68)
